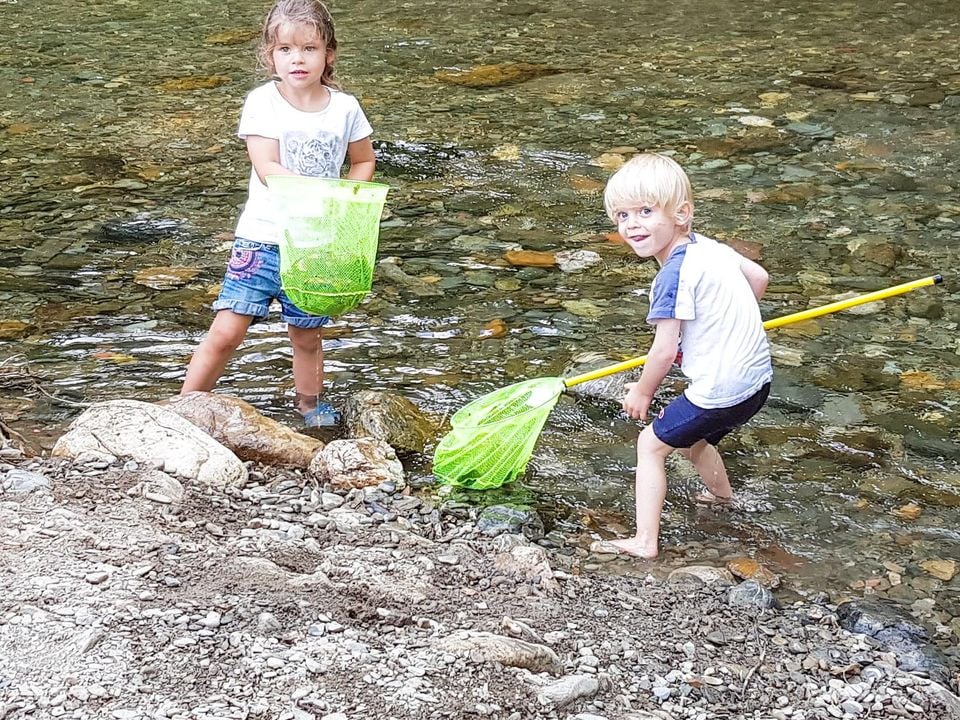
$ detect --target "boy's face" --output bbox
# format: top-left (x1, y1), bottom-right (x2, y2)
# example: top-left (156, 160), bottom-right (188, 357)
top-left (614, 202), bottom-right (691, 265)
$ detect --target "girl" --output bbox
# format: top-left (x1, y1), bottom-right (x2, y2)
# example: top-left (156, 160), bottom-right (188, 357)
top-left (181, 0), bottom-right (376, 427)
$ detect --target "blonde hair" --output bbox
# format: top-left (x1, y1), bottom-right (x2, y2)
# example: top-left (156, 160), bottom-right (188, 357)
top-left (257, 0), bottom-right (340, 89)
top-left (604, 152), bottom-right (693, 223)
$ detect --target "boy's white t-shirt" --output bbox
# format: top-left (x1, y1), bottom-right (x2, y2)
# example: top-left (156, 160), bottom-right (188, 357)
top-left (234, 82), bottom-right (373, 244)
top-left (647, 233), bottom-right (772, 408)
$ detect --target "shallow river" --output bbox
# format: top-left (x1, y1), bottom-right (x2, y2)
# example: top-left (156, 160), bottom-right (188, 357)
top-left (1, 0), bottom-right (958, 607)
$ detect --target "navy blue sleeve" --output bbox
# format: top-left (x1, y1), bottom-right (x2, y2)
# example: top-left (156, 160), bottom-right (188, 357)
top-left (646, 255), bottom-right (682, 323)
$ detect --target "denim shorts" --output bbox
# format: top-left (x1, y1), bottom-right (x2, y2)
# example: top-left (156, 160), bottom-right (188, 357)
top-left (212, 238), bottom-right (330, 329)
top-left (652, 383), bottom-right (770, 449)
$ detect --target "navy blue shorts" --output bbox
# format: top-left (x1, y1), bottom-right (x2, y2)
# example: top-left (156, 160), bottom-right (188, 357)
top-left (652, 383), bottom-right (770, 449)
top-left (212, 238), bottom-right (330, 329)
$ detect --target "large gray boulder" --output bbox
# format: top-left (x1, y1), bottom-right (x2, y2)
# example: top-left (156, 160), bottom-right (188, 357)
top-left (342, 390), bottom-right (434, 455)
top-left (52, 399), bottom-right (247, 487)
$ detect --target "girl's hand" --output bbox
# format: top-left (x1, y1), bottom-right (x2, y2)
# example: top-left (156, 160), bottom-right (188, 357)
top-left (623, 382), bottom-right (653, 422)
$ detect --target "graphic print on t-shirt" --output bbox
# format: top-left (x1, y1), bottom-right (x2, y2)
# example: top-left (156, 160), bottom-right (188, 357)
top-left (282, 130), bottom-right (343, 177)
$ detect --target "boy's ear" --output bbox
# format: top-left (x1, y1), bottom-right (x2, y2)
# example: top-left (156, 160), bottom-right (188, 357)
top-left (674, 202), bottom-right (692, 225)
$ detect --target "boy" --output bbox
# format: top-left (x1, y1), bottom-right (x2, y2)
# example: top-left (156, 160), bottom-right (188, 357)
top-left (601, 153), bottom-right (772, 559)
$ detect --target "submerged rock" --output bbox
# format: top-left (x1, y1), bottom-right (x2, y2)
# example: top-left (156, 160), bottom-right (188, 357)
top-left (434, 63), bottom-right (563, 88)
top-left (563, 352), bottom-right (640, 405)
top-left (477, 504), bottom-right (544, 540)
top-left (98, 217), bottom-right (186, 242)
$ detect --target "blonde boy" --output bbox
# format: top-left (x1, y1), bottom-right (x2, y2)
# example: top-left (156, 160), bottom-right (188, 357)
top-left (602, 153), bottom-right (772, 559)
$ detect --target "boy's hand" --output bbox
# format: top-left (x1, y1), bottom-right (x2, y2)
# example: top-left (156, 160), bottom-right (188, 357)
top-left (623, 382), bottom-right (653, 421)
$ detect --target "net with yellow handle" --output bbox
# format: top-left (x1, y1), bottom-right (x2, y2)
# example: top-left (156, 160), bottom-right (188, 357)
top-left (432, 274), bottom-right (944, 490)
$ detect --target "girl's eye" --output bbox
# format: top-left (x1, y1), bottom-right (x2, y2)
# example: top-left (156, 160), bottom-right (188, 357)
top-left (277, 46), bottom-right (290, 52)
top-left (304, 45), bottom-right (317, 52)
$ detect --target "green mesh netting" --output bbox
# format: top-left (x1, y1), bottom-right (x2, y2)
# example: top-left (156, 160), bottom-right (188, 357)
top-left (433, 377), bottom-right (567, 490)
top-left (267, 176), bottom-right (390, 317)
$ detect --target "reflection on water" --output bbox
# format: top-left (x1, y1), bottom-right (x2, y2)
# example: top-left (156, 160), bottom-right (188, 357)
top-left (1, 0), bottom-right (959, 605)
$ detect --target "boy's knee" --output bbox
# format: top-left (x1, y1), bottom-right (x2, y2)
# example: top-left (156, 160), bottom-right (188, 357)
top-left (637, 426), bottom-right (673, 458)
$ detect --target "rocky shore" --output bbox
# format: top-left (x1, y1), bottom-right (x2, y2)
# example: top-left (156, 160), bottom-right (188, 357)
top-left (2, 438), bottom-right (959, 719)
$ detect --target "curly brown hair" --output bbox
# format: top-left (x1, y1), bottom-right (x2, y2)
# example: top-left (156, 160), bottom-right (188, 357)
top-left (257, 0), bottom-right (340, 89)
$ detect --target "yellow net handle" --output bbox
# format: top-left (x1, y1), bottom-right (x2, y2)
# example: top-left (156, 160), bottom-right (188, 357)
top-left (564, 274), bottom-right (944, 389)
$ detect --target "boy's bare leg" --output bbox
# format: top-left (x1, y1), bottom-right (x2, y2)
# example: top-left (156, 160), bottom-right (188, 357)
top-left (181, 310), bottom-right (253, 393)
top-left (288, 326), bottom-right (324, 413)
top-left (680, 439), bottom-right (733, 502)
top-left (611, 425), bottom-right (675, 559)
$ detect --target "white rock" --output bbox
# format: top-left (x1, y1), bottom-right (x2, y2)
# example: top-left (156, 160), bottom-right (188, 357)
top-left (52, 400), bottom-right (246, 487)
top-left (309, 437), bottom-right (404, 490)
top-left (537, 674), bottom-right (600, 708)
top-left (556, 249), bottom-right (602, 273)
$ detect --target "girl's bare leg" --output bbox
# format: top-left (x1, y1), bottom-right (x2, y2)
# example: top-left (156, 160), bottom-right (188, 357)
top-left (181, 310), bottom-right (253, 393)
top-left (288, 325), bottom-right (324, 413)
top-left (611, 425), bottom-right (675, 559)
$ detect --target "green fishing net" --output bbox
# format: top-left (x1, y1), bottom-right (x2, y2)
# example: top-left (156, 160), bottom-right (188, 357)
top-left (433, 377), bottom-right (566, 489)
top-left (268, 176), bottom-right (390, 317)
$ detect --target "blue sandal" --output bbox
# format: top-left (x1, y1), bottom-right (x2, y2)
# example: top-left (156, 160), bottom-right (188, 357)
top-left (301, 401), bottom-right (341, 428)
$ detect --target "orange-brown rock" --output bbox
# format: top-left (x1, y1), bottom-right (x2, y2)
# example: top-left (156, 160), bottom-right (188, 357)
top-left (726, 556), bottom-right (781, 588)
top-left (891, 502), bottom-right (922, 520)
top-left (161, 392), bottom-right (322, 467)
top-left (505, 250), bottom-right (556, 268)
top-left (434, 63), bottom-right (563, 89)
top-left (157, 76), bottom-right (232, 92)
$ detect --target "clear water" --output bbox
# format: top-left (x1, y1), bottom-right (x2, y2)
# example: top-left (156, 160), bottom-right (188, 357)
top-left (1, 0), bottom-right (958, 605)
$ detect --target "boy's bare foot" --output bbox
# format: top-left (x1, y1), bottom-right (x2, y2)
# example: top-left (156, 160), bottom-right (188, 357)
top-left (590, 538), bottom-right (658, 559)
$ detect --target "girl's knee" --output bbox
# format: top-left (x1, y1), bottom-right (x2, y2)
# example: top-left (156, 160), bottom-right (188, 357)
top-left (288, 327), bottom-right (323, 352)
top-left (206, 321), bottom-right (247, 351)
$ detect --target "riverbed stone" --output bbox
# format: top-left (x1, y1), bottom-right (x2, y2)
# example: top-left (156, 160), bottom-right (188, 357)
top-left (536, 674), bottom-right (601, 707)
top-left (4, 468), bottom-right (51, 494)
top-left (728, 580), bottom-right (779, 610)
top-left (436, 631), bottom-right (563, 674)
top-left (52, 400), bottom-right (247, 487)
top-left (836, 600), bottom-right (952, 685)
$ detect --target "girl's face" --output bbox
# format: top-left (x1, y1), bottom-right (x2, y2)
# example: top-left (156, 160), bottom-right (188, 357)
top-left (270, 22), bottom-right (333, 87)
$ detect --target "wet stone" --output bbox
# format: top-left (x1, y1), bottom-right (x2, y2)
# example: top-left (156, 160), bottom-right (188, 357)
top-left (476, 505), bottom-right (544, 540)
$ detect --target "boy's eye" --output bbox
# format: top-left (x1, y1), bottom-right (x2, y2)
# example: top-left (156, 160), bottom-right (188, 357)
top-left (616, 211), bottom-right (629, 221)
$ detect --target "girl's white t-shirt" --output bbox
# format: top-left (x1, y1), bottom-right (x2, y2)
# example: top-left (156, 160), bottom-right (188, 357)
top-left (234, 82), bottom-right (373, 244)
